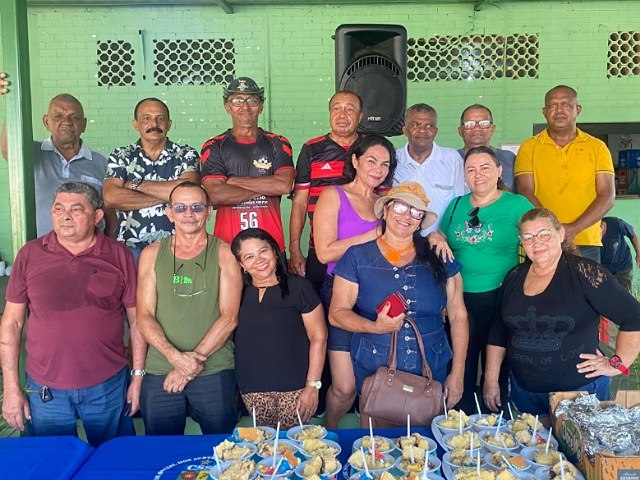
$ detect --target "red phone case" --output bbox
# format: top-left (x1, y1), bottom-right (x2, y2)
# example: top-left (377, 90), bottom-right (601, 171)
top-left (376, 291), bottom-right (409, 317)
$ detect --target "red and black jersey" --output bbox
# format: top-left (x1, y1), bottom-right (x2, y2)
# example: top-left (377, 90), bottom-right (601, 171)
top-left (294, 133), bottom-right (362, 250)
top-left (201, 128), bottom-right (294, 251)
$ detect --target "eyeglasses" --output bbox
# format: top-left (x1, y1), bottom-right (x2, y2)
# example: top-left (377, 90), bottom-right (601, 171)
top-left (173, 236), bottom-right (208, 297)
top-left (461, 120), bottom-right (493, 130)
top-left (170, 203), bottom-right (207, 214)
top-left (227, 97), bottom-right (262, 107)
top-left (390, 201), bottom-right (425, 220)
top-left (519, 228), bottom-right (555, 245)
top-left (467, 207), bottom-right (481, 228)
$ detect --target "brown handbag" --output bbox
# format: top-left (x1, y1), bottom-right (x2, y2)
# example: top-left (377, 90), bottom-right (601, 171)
top-left (361, 317), bottom-right (444, 427)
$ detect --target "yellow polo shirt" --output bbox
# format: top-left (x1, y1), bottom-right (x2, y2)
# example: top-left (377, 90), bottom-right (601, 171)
top-left (515, 128), bottom-right (614, 246)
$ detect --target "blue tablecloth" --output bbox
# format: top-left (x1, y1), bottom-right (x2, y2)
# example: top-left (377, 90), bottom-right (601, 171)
top-left (0, 436), bottom-right (94, 479)
top-left (72, 427), bottom-right (440, 479)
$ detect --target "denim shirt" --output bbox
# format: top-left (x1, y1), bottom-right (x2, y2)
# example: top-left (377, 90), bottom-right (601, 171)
top-left (333, 240), bottom-right (462, 391)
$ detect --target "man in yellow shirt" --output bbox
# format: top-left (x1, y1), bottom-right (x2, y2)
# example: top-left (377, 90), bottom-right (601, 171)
top-left (515, 85), bottom-right (615, 262)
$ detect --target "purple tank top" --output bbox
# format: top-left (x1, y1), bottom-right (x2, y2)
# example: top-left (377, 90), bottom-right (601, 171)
top-left (327, 186), bottom-right (380, 274)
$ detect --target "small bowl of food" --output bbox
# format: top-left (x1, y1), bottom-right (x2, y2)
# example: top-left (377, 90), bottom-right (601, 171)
top-left (396, 454), bottom-right (442, 476)
top-left (347, 449), bottom-right (395, 477)
top-left (520, 447), bottom-right (565, 470)
top-left (233, 426), bottom-right (277, 443)
top-left (256, 455), bottom-right (296, 478)
top-left (470, 413), bottom-right (503, 432)
top-left (256, 439), bottom-right (299, 459)
top-left (478, 429), bottom-right (518, 454)
top-left (208, 459), bottom-right (257, 480)
top-left (352, 435), bottom-right (395, 454)
top-left (433, 411), bottom-right (472, 434)
top-left (441, 431), bottom-right (482, 452)
top-left (295, 456), bottom-right (341, 479)
top-left (516, 431), bottom-right (558, 450)
top-left (297, 438), bottom-right (341, 458)
top-left (453, 467), bottom-right (496, 480)
top-left (535, 462), bottom-right (584, 480)
top-left (214, 440), bottom-right (257, 461)
top-left (396, 433), bottom-right (437, 455)
top-left (507, 414), bottom-right (538, 433)
top-left (442, 449), bottom-right (484, 471)
top-left (286, 424), bottom-right (327, 442)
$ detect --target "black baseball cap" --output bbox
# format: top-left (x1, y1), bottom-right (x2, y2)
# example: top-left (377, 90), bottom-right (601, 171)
top-left (223, 77), bottom-right (265, 101)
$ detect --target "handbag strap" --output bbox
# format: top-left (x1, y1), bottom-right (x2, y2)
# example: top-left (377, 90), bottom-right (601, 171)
top-left (387, 316), bottom-right (434, 380)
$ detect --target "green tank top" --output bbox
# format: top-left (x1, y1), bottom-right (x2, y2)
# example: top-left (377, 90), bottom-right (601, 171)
top-left (145, 235), bottom-right (235, 375)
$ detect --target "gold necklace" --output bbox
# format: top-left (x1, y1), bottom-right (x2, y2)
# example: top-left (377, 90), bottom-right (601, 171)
top-left (377, 235), bottom-right (415, 263)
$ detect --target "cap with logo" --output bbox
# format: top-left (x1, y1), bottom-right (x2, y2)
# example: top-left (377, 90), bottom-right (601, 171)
top-left (223, 77), bottom-right (265, 102)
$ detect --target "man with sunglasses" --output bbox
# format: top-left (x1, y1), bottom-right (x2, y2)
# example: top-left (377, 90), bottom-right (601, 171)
top-left (103, 98), bottom-right (199, 261)
top-left (457, 104), bottom-right (516, 191)
top-left (136, 181), bottom-right (242, 435)
top-left (201, 77), bottom-right (295, 254)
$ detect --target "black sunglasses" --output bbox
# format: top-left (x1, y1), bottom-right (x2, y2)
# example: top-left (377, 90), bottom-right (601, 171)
top-left (468, 207), bottom-right (480, 228)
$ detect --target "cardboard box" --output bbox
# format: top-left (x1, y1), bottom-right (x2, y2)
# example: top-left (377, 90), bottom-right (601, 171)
top-left (550, 390), bottom-right (640, 480)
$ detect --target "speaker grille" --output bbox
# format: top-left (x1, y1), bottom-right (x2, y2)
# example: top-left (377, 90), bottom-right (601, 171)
top-left (345, 55), bottom-right (402, 77)
top-left (341, 55), bottom-right (405, 136)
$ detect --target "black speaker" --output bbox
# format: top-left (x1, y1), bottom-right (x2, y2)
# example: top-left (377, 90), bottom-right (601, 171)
top-left (335, 24), bottom-right (407, 137)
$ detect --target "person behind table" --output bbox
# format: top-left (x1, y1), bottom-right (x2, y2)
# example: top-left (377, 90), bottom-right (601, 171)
top-left (329, 182), bottom-right (469, 427)
top-left (457, 104), bottom-right (516, 192)
top-left (313, 134), bottom-right (396, 429)
top-left (103, 98), bottom-right (200, 260)
top-left (136, 181), bottom-right (242, 435)
top-left (231, 228), bottom-right (327, 428)
top-left (200, 77), bottom-right (295, 253)
top-left (600, 216), bottom-right (640, 293)
top-left (484, 208), bottom-right (640, 418)
top-left (515, 85), bottom-right (615, 263)
top-left (440, 146), bottom-right (533, 414)
top-left (0, 72), bottom-right (115, 236)
top-left (0, 182), bottom-right (145, 446)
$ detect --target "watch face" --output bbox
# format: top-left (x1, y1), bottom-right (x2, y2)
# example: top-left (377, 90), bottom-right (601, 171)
top-left (610, 355), bottom-right (622, 368)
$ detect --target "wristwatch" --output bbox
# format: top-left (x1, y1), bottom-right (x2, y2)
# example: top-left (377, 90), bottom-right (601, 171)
top-left (130, 369), bottom-right (146, 377)
top-left (306, 380), bottom-right (322, 390)
top-left (131, 177), bottom-right (144, 191)
top-left (609, 355), bottom-right (630, 376)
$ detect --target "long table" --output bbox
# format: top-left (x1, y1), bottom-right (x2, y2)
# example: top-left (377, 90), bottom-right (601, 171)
top-left (72, 426), bottom-right (439, 479)
top-left (0, 436), bottom-right (94, 479)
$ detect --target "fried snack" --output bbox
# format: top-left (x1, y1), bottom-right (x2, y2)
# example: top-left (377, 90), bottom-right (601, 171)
top-left (301, 438), bottom-right (339, 457)
top-left (361, 435), bottom-right (392, 451)
top-left (214, 440), bottom-right (252, 461)
top-left (439, 409), bottom-right (470, 429)
top-left (533, 448), bottom-right (561, 466)
top-left (294, 425), bottom-right (326, 440)
top-left (495, 469), bottom-right (518, 480)
top-left (302, 454), bottom-right (340, 476)
top-left (517, 430), bottom-right (549, 447)
top-left (509, 413), bottom-right (538, 432)
top-left (396, 432), bottom-right (432, 450)
top-left (217, 459), bottom-right (255, 480)
top-left (347, 449), bottom-right (393, 470)
top-left (447, 431), bottom-right (481, 450)
top-left (481, 431), bottom-right (517, 449)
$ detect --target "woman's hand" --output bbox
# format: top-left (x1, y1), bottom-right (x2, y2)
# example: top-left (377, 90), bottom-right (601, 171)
top-left (483, 379), bottom-right (502, 412)
top-left (374, 302), bottom-right (404, 333)
top-left (296, 387), bottom-right (319, 424)
top-left (577, 351), bottom-right (621, 378)
top-left (427, 232), bottom-right (454, 262)
top-left (443, 371), bottom-right (464, 407)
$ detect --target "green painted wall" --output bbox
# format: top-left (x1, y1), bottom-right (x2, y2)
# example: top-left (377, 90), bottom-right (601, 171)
top-left (0, 0), bottom-right (639, 290)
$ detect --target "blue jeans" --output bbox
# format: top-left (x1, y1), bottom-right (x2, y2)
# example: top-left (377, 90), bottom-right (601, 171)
top-left (140, 369), bottom-right (237, 435)
top-left (351, 327), bottom-right (452, 396)
top-left (509, 372), bottom-right (611, 416)
top-left (26, 367), bottom-right (130, 447)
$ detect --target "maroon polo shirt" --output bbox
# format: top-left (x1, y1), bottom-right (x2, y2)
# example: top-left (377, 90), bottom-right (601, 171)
top-left (7, 230), bottom-right (137, 390)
